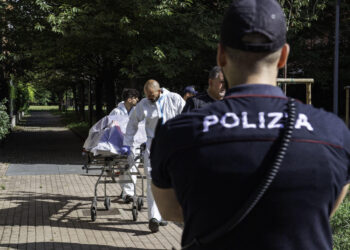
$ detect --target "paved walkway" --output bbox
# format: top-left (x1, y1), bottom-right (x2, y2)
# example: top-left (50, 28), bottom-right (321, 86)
top-left (0, 111), bottom-right (182, 249)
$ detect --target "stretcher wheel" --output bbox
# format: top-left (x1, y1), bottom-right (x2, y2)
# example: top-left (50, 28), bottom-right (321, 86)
top-left (91, 206), bottom-right (97, 221)
top-left (104, 197), bottom-right (111, 210)
top-left (132, 206), bottom-right (138, 221)
top-left (137, 197), bottom-right (143, 211)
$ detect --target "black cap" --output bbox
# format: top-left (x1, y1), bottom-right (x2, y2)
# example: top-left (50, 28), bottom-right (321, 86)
top-left (220, 0), bottom-right (286, 52)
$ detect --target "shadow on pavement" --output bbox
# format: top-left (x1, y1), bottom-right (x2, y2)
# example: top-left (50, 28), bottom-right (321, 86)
top-left (0, 191), bottom-right (150, 235)
top-left (0, 131), bottom-right (84, 164)
top-left (17, 110), bottom-right (66, 128)
top-left (0, 242), bottom-right (163, 250)
top-left (0, 110), bottom-right (85, 165)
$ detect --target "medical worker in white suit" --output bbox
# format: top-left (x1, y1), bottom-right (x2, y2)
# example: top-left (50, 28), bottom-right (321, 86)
top-left (123, 79), bottom-right (185, 233)
top-left (109, 88), bottom-right (140, 203)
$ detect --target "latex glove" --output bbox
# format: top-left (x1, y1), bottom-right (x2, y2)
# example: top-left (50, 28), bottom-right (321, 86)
top-left (119, 145), bottom-right (131, 155)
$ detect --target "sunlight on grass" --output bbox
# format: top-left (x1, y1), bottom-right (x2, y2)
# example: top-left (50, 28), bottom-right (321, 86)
top-left (29, 105), bottom-right (59, 111)
top-left (53, 110), bottom-right (90, 138)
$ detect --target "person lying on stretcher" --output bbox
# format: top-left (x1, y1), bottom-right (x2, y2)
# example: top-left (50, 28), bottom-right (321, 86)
top-left (83, 88), bottom-right (146, 203)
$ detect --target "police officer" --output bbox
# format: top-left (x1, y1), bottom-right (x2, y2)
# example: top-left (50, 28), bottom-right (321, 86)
top-left (123, 79), bottom-right (185, 233)
top-left (182, 66), bottom-right (226, 112)
top-left (150, 0), bottom-right (350, 249)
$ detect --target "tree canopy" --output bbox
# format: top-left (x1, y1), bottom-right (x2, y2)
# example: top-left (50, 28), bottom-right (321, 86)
top-left (0, 0), bottom-right (348, 120)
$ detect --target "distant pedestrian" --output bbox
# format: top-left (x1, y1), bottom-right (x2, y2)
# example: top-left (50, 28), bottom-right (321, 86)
top-left (182, 86), bottom-right (198, 101)
top-left (182, 66), bottom-right (226, 112)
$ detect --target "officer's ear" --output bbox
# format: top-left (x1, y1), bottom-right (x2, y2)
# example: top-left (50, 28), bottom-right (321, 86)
top-left (277, 43), bottom-right (290, 69)
top-left (217, 43), bottom-right (227, 68)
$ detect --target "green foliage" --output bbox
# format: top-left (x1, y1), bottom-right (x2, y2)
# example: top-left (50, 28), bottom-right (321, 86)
top-left (279, 0), bottom-right (327, 33)
top-left (31, 0), bottom-right (330, 87)
top-left (14, 81), bottom-right (33, 112)
top-left (1, 0), bottom-right (347, 119)
top-left (331, 195), bottom-right (350, 250)
top-left (27, 84), bottom-right (36, 103)
top-left (0, 99), bottom-right (10, 140)
top-left (32, 86), bottom-right (52, 105)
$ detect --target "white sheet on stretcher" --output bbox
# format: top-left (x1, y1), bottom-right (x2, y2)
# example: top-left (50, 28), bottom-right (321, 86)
top-left (83, 114), bottom-right (146, 156)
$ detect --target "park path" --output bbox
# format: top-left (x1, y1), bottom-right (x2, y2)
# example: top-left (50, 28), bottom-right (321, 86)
top-left (0, 111), bottom-right (182, 249)
top-left (0, 111), bottom-right (83, 165)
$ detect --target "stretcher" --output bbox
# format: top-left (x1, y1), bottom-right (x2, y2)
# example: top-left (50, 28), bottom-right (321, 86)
top-left (82, 114), bottom-right (147, 222)
top-left (82, 145), bottom-right (145, 222)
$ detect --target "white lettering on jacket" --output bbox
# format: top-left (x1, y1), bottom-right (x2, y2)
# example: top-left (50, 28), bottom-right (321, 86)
top-left (220, 113), bottom-right (240, 128)
top-left (203, 115), bottom-right (219, 132)
top-left (295, 113), bottom-right (314, 131)
top-left (202, 112), bottom-right (314, 132)
top-left (258, 112), bottom-right (265, 129)
top-left (267, 112), bottom-right (284, 129)
top-left (242, 112), bottom-right (257, 129)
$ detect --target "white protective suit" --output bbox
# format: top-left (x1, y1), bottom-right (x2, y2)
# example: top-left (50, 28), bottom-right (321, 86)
top-left (109, 101), bottom-right (138, 198)
top-left (124, 88), bottom-right (185, 221)
top-left (109, 102), bottom-right (128, 116)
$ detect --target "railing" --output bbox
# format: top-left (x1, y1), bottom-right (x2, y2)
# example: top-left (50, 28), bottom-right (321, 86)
top-left (277, 78), bottom-right (314, 105)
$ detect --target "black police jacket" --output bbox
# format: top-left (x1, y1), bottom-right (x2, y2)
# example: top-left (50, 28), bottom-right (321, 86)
top-left (151, 84), bottom-right (350, 250)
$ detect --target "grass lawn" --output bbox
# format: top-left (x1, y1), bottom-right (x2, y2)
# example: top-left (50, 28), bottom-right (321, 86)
top-left (52, 110), bottom-right (90, 139)
top-left (29, 105), bottom-right (59, 111)
top-left (331, 194), bottom-right (350, 250)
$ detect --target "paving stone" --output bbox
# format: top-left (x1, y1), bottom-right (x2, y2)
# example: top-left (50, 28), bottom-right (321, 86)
top-left (0, 111), bottom-right (182, 249)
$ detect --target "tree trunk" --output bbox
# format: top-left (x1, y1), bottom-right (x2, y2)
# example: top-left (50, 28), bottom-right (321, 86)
top-left (105, 70), bottom-right (116, 114)
top-left (78, 82), bottom-right (85, 121)
top-left (57, 91), bottom-right (64, 112)
top-left (0, 71), bottom-right (9, 114)
top-left (95, 78), bottom-right (104, 121)
top-left (72, 85), bottom-right (79, 115)
top-left (88, 80), bottom-right (93, 127)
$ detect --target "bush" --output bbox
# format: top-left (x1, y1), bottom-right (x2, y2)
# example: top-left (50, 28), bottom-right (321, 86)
top-left (14, 81), bottom-right (32, 112)
top-left (0, 99), bottom-right (10, 140)
top-left (331, 194), bottom-right (350, 250)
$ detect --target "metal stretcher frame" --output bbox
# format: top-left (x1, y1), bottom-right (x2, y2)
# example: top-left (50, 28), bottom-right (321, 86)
top-left (82, 146), bottom-right (145, 222)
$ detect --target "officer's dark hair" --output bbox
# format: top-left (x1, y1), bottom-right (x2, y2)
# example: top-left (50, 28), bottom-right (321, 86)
top-left (122, 88), bottom-right (139, 101)
top-left (208, 66), bottom-right (222, 80)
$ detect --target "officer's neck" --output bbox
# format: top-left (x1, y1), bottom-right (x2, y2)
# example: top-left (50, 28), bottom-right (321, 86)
top-left (226, 69), bottom-right (278, 88)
